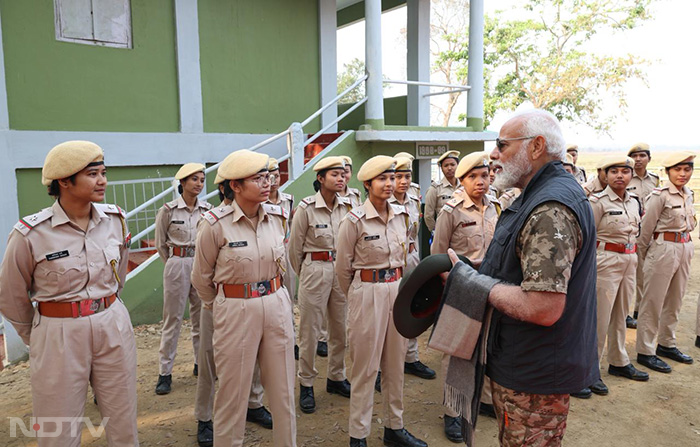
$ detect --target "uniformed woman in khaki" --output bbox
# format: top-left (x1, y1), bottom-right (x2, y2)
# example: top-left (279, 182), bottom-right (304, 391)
top-left (636, 152), bottom-right (697, 373)
top-left (339, 155), bottom-right (363, 208)
top-left (424, 150), bottom-right (460, 232)
top-left (289, 156), bottom-right (352, 414)
top-left (390, 156), bottom-right (436, 381)
top-left (588, 156), bottom-right (648, 394)
top-left (191, 150), bottom-right (296, 447)
top-left (154, 163), bottom-right (209, 395)
top-left (430, 151), bottom-right (499, 442)
top-left (0, 141), bottom-right (138, 447)
top-left (336, 156), bottom-right (427, 447)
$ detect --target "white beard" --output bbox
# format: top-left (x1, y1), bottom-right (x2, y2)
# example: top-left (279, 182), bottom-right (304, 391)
top-left (494, 148), bottom-right (533, 191)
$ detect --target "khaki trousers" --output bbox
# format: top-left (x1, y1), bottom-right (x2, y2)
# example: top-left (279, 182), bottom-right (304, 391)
top-left (159, 256), bottom-right (201, 375)
top-left (213, 288), bottom-right (296, 447)
top-left (194, 306), bottom-right (264, 422)
top-left (347, 275), bottom-right (407, 439)
top-left (633, 251), bottom-right (646, 313)
top-left (596, 250), bottom-right (637, 367)
top-left (298, 259), bottom-right (347, 386)
top-left (30, 300), bottom-right (138, 447)
top-left (636, 239), bottom-right (693, 355)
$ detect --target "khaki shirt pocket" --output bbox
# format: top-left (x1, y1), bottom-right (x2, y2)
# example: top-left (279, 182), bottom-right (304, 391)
top-left (35, 255), bottom-right (87, 295)
top-left (358, 235), bottom-right (386, 264)
top-left (312, 223), bottom-right (333, 241)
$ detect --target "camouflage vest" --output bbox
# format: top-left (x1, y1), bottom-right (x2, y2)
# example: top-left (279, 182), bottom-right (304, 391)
top-left (479, 161), bottom-right (598, 394)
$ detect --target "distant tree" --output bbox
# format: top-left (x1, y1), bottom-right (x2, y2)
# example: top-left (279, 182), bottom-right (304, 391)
top-left (436, 0), bottom-right (653, 132)
top-left (337, 58), bottom-right (367, 104)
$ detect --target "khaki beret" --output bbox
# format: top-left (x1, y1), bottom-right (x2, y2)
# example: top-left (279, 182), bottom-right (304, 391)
top-left (662, 151), bottom-right (696, 168)
top-left (313, 156), bottom-right (346, 172)
top-left (340, 155), bottom-right (353, 166)
top-left (175, 162), bottom-right (205, 181)
top-left (268, 157), bottom-right (279, 171)
top-left (566, 144), bottom-right (579, 153)
top-left (42, 140), bottom-right (104, 186)
top-left (218, 149), bottom-right (269, 180)
top-left (357, 155), bottom-right (397, 181)
top-left (627, 142), bottom-right (650, 156)
top-left (395, 156), bottom-right (413, 171)
top-left (600, 156), bottom-right (634, 171)
top-left (456, 152), bottom-right (490, 179)
top-left (394, 151), bottom-right (415, 162)
top-left (563, 153), bottom-right (575, 167)
top-left (437, 150), bottom-right (460, 164)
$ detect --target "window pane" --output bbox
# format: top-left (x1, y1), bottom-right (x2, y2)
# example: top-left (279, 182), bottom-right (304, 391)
top-left (92, 0), bottom-right (131, 46)
top-left (56, 0), bottom-right (94, 41)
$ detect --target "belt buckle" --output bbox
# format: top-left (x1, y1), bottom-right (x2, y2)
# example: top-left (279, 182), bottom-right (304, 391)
top-left (381, 269), bottom-right (396, 283)
top-left (250, 280), bottom-right (272, 298)
top-left (624, 243), bottom-right (635, 254)
top-left (79, 298), bottom-right (103, 317)
top-left (680, 232), bottom-right (690, 243)
top-left (186, 247), bottom-right (195, 257)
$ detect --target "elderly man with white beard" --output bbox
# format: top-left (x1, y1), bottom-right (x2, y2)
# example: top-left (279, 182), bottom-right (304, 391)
top-left (441, 109), bottom-right (598, 446)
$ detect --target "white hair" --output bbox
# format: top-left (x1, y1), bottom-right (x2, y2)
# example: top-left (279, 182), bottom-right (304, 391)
top-left (511, 109), bottom-right (566, 160)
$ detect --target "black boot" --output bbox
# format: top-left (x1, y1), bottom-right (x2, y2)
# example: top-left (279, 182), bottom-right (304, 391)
top-left (479, 403), bottom-right (496, 418)
top-left (625, 315), bottom-right (637, 329)
top-left (246, 406), bottom-right (273, 429)
top-left (317, 341), bottom-right (328, 357)
top-left (444, 415), bottom-right (463, 443)
top-left (155, 374), bottom-right (172, 395)
top-left (327, 378), bottom-right (351, 398)
top-left (350, 437), bottom-right (367, 447)
top-left (404, 361), bottom-right (437, 380)
top-left (656, 345), bottom-right (694, 364)
top-left (375, 371), bottom-right (382, 393)
top-left (197, 420), bottom-right (213, 447)
top-left (295, 344), bottom-right (299, 360)
top-left (300, 385), bottom-right (316, 413)
top-left (570, 387), bottom-right (592, 399)
top-left (383, 427), bottom-right (428, 447)
top-left (193, 363), bottom-right (199, 377)
top-left (637, 354), bottom-right (672, 373)
top-left (589, 379), bottom-right (609, 396)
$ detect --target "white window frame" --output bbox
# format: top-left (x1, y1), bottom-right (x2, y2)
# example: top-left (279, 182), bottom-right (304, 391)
top-left (54, 0), bottom-right (132, 49)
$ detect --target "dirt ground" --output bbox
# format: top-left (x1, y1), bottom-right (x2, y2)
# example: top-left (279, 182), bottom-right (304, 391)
top-left (3, 244), bottom-right (700, 447)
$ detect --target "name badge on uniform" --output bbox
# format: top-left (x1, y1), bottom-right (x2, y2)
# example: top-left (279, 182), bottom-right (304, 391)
top-left (46, 250), bottom-right (69, 261)
top-left (171, 220), bottom-right (185, 224)
top-left (364, 235), bottom-right (380, 241)
top-left (461, 221), bottom-right (477, 227)
top-left (229, 241), bottom-right (248, 248)
top-left (672, 205), bottom-right (682, 209)
top-left (441, 195), bottom-right (451, 200)
top-left (608, 211), bottom-right (623, 215)
top-left (627, 186), bottom-right (636, 190)
top-left (315, 224), bottom-right (329, 229)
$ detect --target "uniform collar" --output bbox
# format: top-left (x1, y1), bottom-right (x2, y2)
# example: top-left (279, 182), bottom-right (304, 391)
top-left (51, 201), bottom-right (105, 228)
top-left (314, 191), bottom-right (339, 211)
top-left (363, 199), bottom-right (396, 221)
top-left (230, 200), bottom-right (268, 223)
top-left (177, 195), bottom-right (207, 211)
top-left (389, 193), bottom-right (409, 205)
top-left (440, 176), bottom-right (457, 188)
top-left (668, 183), bottom-right (690, 196)
top-left (602, 185), bottom-right (627, 202)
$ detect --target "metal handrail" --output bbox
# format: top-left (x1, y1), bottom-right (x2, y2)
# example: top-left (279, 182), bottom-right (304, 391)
top-left (304, 97), bottom-right (367, 147)
top-left (385, 79), bottom-right (470, 97)
top-left (301, 74), bottom-right (368, 127)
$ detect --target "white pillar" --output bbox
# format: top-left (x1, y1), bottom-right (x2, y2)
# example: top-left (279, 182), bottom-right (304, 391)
top-left (364, 0), bottom-right (384, 128)
top-left (174, 0), bottom-right (204, 133)
top-left (407, 0), bottom-right (430, 127)
top-left (466, 0), bottom-right (484, 131)
top-left (318, 0), bottom-right (338, 131)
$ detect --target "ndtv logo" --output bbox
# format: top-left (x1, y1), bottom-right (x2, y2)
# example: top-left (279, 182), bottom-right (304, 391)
top-left (8, 417), bottom-right (109, 438)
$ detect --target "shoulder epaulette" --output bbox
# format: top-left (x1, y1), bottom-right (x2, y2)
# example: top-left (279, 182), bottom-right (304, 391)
top-left (485, 193), bottom-right (498, 203)
top-left (163, 199), bottom-right (178, 210)
top-left (651, 187), bottom-right (665, 195)
top-left (201, 201), bottom-right (213, 210)
top-left (407, 192), bottom-right (420, 203)
top-left (441, 197), bottom-right (462, 213)
top-left (299, 196), bottom-right (315, 209)
top-left (430, 180), bottom-right (438, 187)
top-left (588, 194), bottom-right (601, 203)
top-left (14, 207), bottom-right (53, 235)
top-left (262, 203), bottom-right (288, 220)
top-left (346, 207), bottom-right (365, 223)
top-left (649, 171), bottom-right (659, 178)
top-left (203, 205), bottom-right (234, 225)
top-left (391, 203), bottom-right (407, 215)
top-left (348, 187), bottom-right (361, 196)
top-left (280, 191), bottom-right (293, 202)
top-left (95, 203), bottom-right (126, 218)
top-left (338, 195), bottom-right (353, 207)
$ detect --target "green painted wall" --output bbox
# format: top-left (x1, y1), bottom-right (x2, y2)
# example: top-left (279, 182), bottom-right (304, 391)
top-left (122, 261), bottom-right (165, 326)
top-left (199, 0), bottom-right (321, 134)
top-left (0, 0), bottom-right (179, 132)
top-left (338, 96), bottom-right (408, 130)
top-left (337, 0), bottom-right (407, 28)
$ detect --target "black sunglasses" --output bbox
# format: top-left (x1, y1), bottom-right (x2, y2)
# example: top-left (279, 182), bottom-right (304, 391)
top-left (495, 136), bottom-right (537, 152)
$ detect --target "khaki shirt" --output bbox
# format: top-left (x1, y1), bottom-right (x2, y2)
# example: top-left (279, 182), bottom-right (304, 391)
top-left (191, 200), bottom-right (288, 304)
top-left (409, 182), bottom-right (421, 199)
top-left (267, 191), bottom-right (294, 239)
top-left (335, 200), bottom-right (409, 295)
top-left (340, 187), bottom-right (362, 208)
top-left (0, 201), bottom-right (129, 344)
top-left (589, 186), bottom-right (641, 245)
top-left (389, 192), bottom-right (421, 269)
top-left (626, 170), bottom-right (660, 203)
top-left (498, 188), bottom-right (521, 211)
top-left (431, 190), bottom-right (499, 266)
top-left (424, 177), bottom-right (459, 232)
top-left (638, 184), bottom-right (696, 254)
top-left (583, 176), bottom-right (606, 197)
top-left (517, 202), bottom-right (582, 294)
top-left (574, 166), bottom-right (587, 184)
top-left (155, 196), bottom-right (211, 262)
top-left (288, 192), bottom-right (352, 275)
